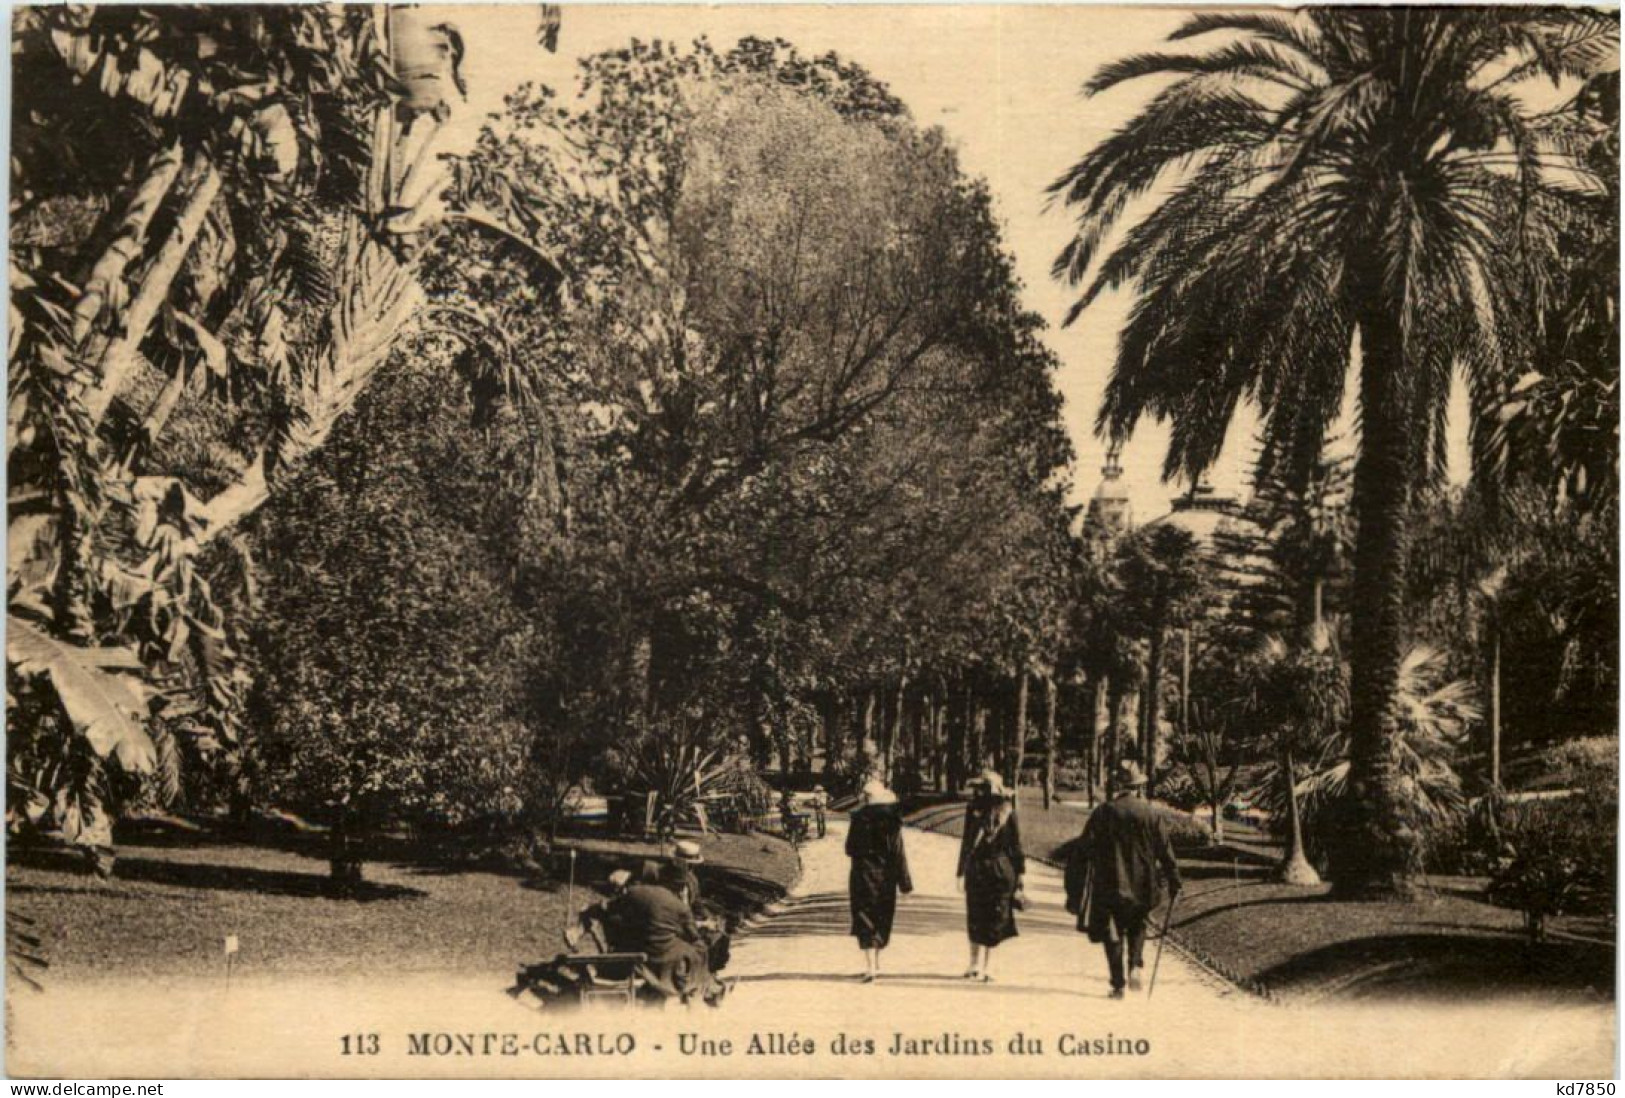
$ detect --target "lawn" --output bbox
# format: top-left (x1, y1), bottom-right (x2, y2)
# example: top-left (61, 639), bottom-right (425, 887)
top-left (6, 817), bottom-right (799, 986)
top-left (905, 790), bottom-right (1615, 1005)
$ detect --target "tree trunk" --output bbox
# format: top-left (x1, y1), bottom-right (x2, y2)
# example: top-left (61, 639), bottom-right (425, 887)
top-left (888, 676), bottom-right (906, 784)
top-left (1011, 668), bottom-right (1029, 788)
top-left (50, 490), bottom-right (96, 643)
top-left (1333, 298), bottom-right (1422, 899)
top-left (328, 803), bottom-right (366, 894)
top-left (821, 693), bottom-right (839, 776)
top-left (1180, 626), bottom-right (1192, 749)
top-left (1488, 618), bottom-right (1501, 790)
top-left (72, 142), bottom-right (187, 348)
top-left (1278, 744), bottom-right (1321, 886)
top-left (129, 364), bottom-right (189, 464)
top-left (1106, 679), bottom-right (1128, 799)
top-left (1090, 675), bottom-right (1109, 805)
top-left (86, 154), bottom-right (223, 427)
top-left (931, 689), bottom-right (947, 791)
top-left (1041, 674), bottom-right (1057, 809)
top-left (1143, 617), bottom-right (1165, 796)
top-left (778, 730), bottom-right (794, 781)
top-left (971, 697), bottom-right (987, 778)
top-left (947, 677), bottom-right (968, 793)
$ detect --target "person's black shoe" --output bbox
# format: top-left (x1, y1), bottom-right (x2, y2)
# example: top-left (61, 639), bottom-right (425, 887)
top-left (1108, 987), bottom-right (1126, 1000)
top-left (1127, 966), bottom-right (1144, 992)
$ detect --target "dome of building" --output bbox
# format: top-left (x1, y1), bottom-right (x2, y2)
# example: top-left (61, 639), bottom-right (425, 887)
top-left (1083, 443), bottom-right (1133, 536)
top-left (1144, 477), bottom-right (1244, 545)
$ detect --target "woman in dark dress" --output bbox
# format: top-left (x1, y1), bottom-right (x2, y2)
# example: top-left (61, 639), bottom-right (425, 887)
top-left (846, 779), bottom-right (913, 982)
top-left (957, 769), bottom-right (1025, 982)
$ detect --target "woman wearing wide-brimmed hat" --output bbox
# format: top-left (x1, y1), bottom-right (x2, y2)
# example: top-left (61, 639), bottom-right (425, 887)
top-left (845, 779), bottom-right (913, 982)
top-left (956, 769), bottom-right (1025, 981)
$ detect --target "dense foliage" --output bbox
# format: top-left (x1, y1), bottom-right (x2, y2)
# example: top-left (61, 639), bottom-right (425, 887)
top-left (9, 8), bottom-right (1616, 924)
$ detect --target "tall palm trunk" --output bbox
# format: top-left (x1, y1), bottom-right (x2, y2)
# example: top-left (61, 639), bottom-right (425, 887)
top-left (1335, 293), bottom-right (1422, 899)
top-left (1278, 743), bottom-right (1321, 885)
top-left (1276, 581), bottom-right (1326, 884)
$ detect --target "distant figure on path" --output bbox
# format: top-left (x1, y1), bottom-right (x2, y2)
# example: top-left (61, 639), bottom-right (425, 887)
top-left (1065, 760), bottom-right (1182, 999)
top-left (846, 779), bottom-right (914, 982)
top-left (957, 769), bottom-right (1025, 982)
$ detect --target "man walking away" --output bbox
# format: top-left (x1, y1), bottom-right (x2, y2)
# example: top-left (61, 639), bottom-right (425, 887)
top-left (1064, 760), bottom-right (1181, 999)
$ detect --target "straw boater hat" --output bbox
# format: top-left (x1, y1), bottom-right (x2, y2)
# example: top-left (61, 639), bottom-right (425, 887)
top-left (673, 839), bottom-right (704, 864)
top-left (607, 869), bottom-right (632, 891)
top-left (860, 778), bottom-right (898, 807)
top-left (971, 768), bottom-right (1011, 798)
top-left (1117, 760), bottom-right (1148, 789)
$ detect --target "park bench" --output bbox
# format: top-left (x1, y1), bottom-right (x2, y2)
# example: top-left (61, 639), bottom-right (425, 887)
top-left (510, 950), bottom-right (653, 1009)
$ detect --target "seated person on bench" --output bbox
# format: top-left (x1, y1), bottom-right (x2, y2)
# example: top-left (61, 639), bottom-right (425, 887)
top-left (581, 863), bottom-right (727, 1006)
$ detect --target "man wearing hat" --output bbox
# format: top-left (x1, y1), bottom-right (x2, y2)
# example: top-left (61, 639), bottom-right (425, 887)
top-left (1064, 760), bottom-right (1182, 999)
top-left (670, 839), bottom-right (705, 914)
top-left (667, 839), bottom-right (732, 973)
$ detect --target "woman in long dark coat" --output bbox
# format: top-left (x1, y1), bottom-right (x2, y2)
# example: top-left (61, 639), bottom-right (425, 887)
top-left (846, 779), bottom-right (913, 982)
top-left (957, 769), bottom-right (1024, 982)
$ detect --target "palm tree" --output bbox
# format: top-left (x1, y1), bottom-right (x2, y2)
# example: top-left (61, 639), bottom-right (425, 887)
top-left (1286, 644), bottom-right (1482, 866)
top-left (1237, 630), bottom-right (1347, 885)
top-left (1051, 8), bottom-right (1615, 897)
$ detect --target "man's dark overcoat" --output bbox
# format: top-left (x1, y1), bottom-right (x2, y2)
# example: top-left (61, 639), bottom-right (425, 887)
top-left (1064, 794), bottom-right (1181, 943)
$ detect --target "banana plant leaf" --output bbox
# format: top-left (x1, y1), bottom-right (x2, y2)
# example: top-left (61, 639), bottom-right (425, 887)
top-left (7, 614), bottom-right (155, 773)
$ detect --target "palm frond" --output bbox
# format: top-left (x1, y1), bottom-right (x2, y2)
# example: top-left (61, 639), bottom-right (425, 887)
top-left (1167, 11), bottom-right (1329, 68)
top-left (1084, 42), bottom-right (1317, 97)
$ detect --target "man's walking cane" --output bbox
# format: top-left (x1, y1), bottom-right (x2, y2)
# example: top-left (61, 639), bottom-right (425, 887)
top-left (1146, 893), bottom-right (1178, 1000)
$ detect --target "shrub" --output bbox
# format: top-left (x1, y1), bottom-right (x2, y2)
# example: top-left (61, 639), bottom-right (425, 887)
top-left (1488, 758), bottom-right (1616, 940)
top-left (1051, 760), bottom-right (1092, 793)
top-left (1155, 804), bottom-right (1218, 851)
top-left (1155, 768), bottom-right (1205, 813)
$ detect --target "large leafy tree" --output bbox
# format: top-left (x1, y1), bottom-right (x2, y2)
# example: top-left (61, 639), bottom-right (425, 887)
top-left (1051, 8), bottom-right (1616, 897)
top-left (462, 38), bottom-right (1069, 785)
top-left (8, 4), bottom-right (562, 850)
